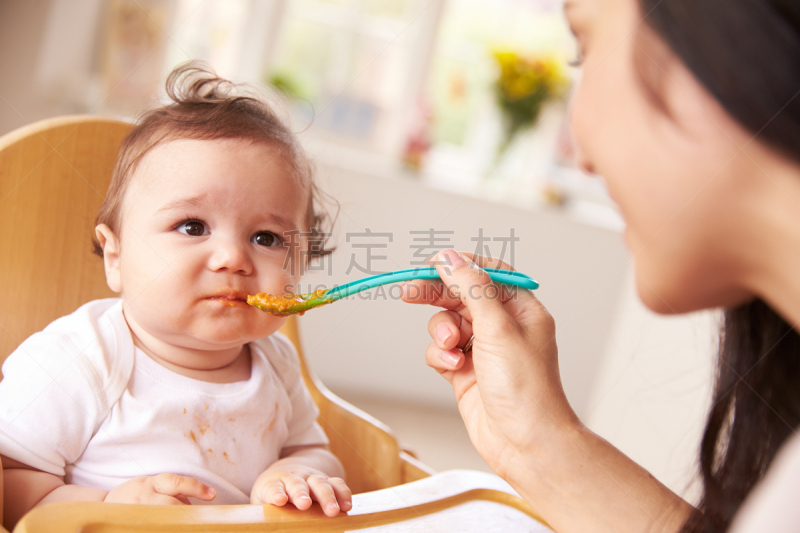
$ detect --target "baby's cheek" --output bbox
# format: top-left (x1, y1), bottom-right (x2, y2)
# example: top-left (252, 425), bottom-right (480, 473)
top-left (125, 268), bottom-right (152, 291)
top-left (120, 271), bottom-right (165, 307)
top-left (281, 243), bottom-right (308, 278)
top-left (268, 264), bottom-right (301, 294)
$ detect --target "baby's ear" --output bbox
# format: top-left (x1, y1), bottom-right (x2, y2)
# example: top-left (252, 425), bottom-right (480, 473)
top-left (95, 224), bottom-right (122, 293)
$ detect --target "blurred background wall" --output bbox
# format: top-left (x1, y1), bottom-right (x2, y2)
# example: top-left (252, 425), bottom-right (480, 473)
top-left (0, 0), bottom-right (718, 503)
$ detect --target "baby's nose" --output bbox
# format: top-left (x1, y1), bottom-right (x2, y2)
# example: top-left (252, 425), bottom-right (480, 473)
top-left (208, 240), bottom-right (253, 275)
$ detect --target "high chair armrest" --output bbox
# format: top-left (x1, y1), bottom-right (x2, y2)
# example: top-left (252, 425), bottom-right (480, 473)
top-left (14, 470), bottom-right (553, 533)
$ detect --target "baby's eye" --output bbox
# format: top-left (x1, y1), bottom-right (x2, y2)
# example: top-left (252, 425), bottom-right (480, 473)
top-left (177, 221), bottom-right (208, 237)
top-left (251, 231), bottom-right (281, 247)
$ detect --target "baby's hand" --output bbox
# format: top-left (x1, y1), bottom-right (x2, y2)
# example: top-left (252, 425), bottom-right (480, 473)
top-left (250, 464), bottom-right (352, 517)
top-left (104, 474), bottom-right (216, 505)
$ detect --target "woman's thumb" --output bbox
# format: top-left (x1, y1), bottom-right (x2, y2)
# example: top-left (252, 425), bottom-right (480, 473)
top-left (433, 249), bottom-right (510, 323)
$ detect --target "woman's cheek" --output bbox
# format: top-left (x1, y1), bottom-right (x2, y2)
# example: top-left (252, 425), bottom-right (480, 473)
top-left (568, 70), bottom-right (610, 170)
top-left (569, 106), bottom-right (595, 175)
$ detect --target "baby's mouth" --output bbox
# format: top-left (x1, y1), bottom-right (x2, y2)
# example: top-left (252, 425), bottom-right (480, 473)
top-left (206, 290), bottom-right (250, 306)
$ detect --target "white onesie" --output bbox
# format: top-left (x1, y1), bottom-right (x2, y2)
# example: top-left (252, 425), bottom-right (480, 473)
top-left (0, 299), bottom-right (328, 504)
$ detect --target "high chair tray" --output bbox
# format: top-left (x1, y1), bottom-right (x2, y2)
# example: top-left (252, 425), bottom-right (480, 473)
top-left (15, 470), bottom-right (553, 532)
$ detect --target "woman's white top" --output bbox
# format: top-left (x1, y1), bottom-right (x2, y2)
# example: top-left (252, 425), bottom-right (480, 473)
top-left (730, 429), bottom-right (800, 532)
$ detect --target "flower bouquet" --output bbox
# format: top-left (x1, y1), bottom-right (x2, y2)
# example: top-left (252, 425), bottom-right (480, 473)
top-left (493, 50), bottom-right (570, 155)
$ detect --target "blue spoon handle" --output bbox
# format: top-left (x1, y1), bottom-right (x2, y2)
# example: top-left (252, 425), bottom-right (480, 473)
top-left (325, 267), bottom-right (539, 300)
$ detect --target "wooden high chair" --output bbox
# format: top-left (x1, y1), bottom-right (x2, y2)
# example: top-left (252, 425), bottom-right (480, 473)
top-left (0, 116), bottom-right (552, 532)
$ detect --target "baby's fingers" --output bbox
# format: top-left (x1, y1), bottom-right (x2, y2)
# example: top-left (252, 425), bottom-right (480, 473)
top-left (307, 475), bottom-right (341, 517)
top-left (283, 476), bottom-right (313, 510)
top-left (149, 494), bottom-right (191, 506)
top-left (151, 473), bottom-right (216, 502)
top-left (329, 477), bottom-right (352, 513)
top-left (257, 479), bottom-right (289, 506)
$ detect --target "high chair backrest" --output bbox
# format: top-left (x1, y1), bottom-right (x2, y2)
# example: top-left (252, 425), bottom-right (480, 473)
top-left (0, 117), bottom-right (127, 360)
top-left (0, 116), bottom-right (432, 495)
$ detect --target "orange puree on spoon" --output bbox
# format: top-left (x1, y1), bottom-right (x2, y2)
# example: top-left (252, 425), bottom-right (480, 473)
top-left (246, 289), bottom-right (333, 316)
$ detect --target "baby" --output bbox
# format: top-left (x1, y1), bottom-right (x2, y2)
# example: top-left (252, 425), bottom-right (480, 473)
top-left (0, 64), bottom-right (350, 527)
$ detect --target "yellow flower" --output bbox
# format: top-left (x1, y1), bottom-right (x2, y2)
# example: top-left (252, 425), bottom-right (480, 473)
top-left (493, 50), bottom-right (569, 101)
top-left (492, 49), bottom-right (572, 148)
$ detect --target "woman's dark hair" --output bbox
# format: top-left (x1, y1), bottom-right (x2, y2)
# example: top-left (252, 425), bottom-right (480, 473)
top-left (637, 2), bottom-right (800, 531)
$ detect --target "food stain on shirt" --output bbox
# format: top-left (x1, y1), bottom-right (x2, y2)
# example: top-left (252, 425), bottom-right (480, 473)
top-left (261, 403), bottom-right (279, 440)
top-left (267, 403), bottom-right (278, 432)
top-left (193, 414), bottom-right (214, 437)
top-left (188, 430), bottom-right (197, 443)
top-left (223, 451), bottom-right (234, 464)
top-left (183, 408), bottom-right (187, 414)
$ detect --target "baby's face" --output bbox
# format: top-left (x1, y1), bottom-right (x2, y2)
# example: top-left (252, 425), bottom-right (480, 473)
top-left (105, 138), bottom-right (306, 353)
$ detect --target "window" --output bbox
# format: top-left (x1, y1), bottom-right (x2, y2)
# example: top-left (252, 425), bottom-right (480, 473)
top-left (269, 0), bottom-right (442, 155)
top-left (96, 0), bottom-right (618, 228)
top-left (167, 0), bottom-right (251, 81)
top-left (423, 0), bottom-right (576, 192)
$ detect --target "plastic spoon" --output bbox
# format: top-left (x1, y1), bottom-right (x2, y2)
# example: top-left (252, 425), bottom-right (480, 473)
top-left (247, 267), bottom-right (539, 316)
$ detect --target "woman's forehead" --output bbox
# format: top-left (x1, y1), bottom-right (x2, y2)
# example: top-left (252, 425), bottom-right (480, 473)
top-left (565, 0), bottom-right (634, 22)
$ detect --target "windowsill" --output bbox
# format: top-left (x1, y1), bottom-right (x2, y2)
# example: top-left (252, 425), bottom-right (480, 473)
top-left (302, 137), bottom-right (625, 234)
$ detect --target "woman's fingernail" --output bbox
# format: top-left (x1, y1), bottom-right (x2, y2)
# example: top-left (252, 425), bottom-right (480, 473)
top-left (327, 502), bottom-right (339, 511)
top-left (438, 249), bottom-right (466, 271)
top-left (441, 350), bottom-right (461, 367)
top-left (435, 323), bottom-right (452, 344)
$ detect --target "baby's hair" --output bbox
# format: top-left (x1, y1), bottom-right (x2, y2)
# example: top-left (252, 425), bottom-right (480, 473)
top-left (93, 61), bottom-right (337, 262)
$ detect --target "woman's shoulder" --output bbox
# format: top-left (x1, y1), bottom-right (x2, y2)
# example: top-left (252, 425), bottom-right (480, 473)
top-left (730, 431), bottom-right (800, 532)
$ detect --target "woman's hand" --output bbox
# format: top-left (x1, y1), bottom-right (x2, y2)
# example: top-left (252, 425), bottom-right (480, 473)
top-left (250, 462), bottom-right (351, 517)
top-left (103, 474), bottom-right (216, 505)
top-left (404, 249), bottom-right (693, 533)
top-left (402, 249), bottom-right (580, 480)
